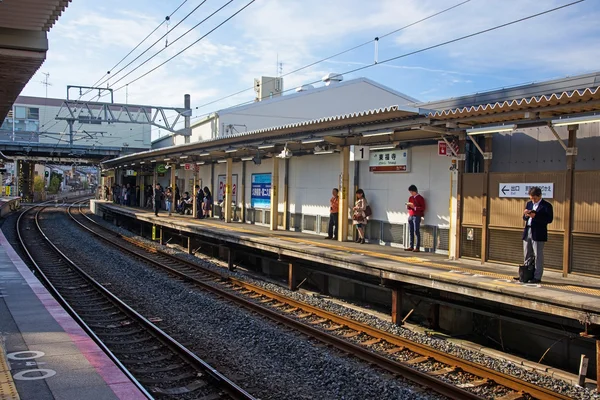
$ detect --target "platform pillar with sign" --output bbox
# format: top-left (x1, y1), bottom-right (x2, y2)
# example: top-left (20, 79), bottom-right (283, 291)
top-left (270, 156), bottom-right (279, 230)
top-left (225, 158), bottom-right (233, 223)
top-left (481, 134), bottom-right (493, 264)
top-left (338, 146), bottom-right (351, 242)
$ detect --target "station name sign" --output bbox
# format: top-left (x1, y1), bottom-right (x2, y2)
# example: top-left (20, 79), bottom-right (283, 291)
top-left (499, 183), bottom-right (554, 199)
top-left (369, 149), bottom-right (410, 173)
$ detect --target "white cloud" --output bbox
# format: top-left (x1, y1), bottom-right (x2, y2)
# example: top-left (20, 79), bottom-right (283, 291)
top-left (20, 0), bottom-right (600, 118)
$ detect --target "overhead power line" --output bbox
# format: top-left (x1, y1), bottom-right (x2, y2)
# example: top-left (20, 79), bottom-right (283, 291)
top-left (194, 0), bottom-right (472, 111)
top-left (110, 0), bottom-right (257, 93)
top-left (94, 0), bottom-right (209, 90)
top-left (189, 0), bottom-right (584, 122)
top-left (108, 0), bottom-right (235, 90)
top-left (89, 0), bottom-right (190, 91)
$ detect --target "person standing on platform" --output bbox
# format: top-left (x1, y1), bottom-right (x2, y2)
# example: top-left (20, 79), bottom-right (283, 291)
top-left (352, 189), bottom-right (368, 244)
top-left (165, 187), bottom-right (173, 216)
top-left (326, 188), bottom-right (339, 240)
top-left (195, 185), bottom-right (203, 218)
top-left (522, 186), bottom-right (553, 283)
top-left (202, 187), bottom-right (213, 219)
top-left (153, 183), bottom-right (162, 216)
top-left (405, 184), bottom-right (426, 252)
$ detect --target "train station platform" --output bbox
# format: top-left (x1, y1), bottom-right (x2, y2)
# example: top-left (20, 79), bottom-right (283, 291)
top-left (0, 229), bottom-right (146, 399)
top-left (95, 201), bottom-right (600, 327)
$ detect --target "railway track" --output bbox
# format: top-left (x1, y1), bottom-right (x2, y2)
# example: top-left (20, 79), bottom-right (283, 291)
top-left (68, 200), bottom-right (568, 400)
top-left (17, 202), bottom-right (255, 400)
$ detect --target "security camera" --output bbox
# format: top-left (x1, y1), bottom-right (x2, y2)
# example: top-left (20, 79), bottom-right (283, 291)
top-left (277, 148), bottom-right (292, 159)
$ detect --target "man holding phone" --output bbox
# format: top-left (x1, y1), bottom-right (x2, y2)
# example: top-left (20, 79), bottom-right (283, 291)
top-left (522, 186), bottom-right (553, 283)
top-left (405, 184), bottom-right (426, 252)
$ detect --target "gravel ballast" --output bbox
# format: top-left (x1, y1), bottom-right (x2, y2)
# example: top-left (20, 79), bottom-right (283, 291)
top-left (81, 208), bottom-right (600, 400)
top-left (29, 208), bottom-right (444, 400)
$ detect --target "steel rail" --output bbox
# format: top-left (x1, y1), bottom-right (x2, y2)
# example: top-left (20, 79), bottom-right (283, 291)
top-left (19, 203), bottom-right (255, 400)
top-left (73, 200), bottom-right (573, 400)
top-left (69, 201), bottom-right (574, 400)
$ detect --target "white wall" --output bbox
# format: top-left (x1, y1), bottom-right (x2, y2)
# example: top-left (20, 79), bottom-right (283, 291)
top-left (358, 145), bottom-right (452, 227)
top-left (288, 153), bottom-right (355, 216)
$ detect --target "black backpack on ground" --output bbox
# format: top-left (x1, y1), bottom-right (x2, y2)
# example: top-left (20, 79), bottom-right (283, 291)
top-left (518, 257), bottom-right (535, 283)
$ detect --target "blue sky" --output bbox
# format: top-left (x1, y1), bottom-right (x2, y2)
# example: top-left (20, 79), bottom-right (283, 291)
top-left (21, 0), bottom-right (600, 117)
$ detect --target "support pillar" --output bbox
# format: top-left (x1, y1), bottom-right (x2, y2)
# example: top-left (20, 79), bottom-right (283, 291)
top-left (210, 163), bottom-right (215, 218)
top-left (169, 163), bottom-right (176, 216)
top-left (241, 161), bottom-right (246, 223)
top-left (338, 146), bottom-right (350, 242)
top-left (159, 227), bottom-right (163, 245)
top-left (480, 134), bottom-right (493, 264)
top-left (391, 286), bottom-right (404, 325)
top-left (228, 248), bottom-right (234, 271)
top-left (187, 237), bottom-right (192, 254)
top-left (283, 158), bottom-right (290, 230)
top-left (454, 134), bottom-right (466, 260)
top-left (270, 156), bottom-right (279, 230)
top-left (288, 261), bottom-right (296, 291)
top-left (192, 173), bottom-right (198, 218)
top-left (225, 158), bottom-right (233, 223)
top-left (184, 94), bottom-right (191, 144)
top-left (563, 125), bottom-right (577, 277)
top-left (597, 339), bottom-right (599, 392)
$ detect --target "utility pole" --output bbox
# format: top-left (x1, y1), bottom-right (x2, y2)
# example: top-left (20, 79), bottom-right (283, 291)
top-left (184, 94), bottom-right (190, 144)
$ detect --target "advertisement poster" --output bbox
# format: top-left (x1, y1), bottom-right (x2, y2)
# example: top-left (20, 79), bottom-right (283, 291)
top-left (369, 149), bottom-right (410, 172)
top-left (251, 173), bottom-right (271, 209)
top-left (217, 174), bottom-right (238, 203)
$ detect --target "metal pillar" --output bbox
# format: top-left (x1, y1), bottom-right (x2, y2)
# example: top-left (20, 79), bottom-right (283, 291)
top-left (241, 161), bottom-right (246, 223)
top-left (338, 146), bottom-right (350, 242)
top-left (455, 133), bottom-right (466, 259)
top-left (184, 94), bottom-right (191, 144)
top-left (270, 156), bottom-right (279, 230)
top-left (225, 158), bottom-right (233, 223)
top-left (192, 173), bottom-right (198, 218)
top-left (169, 163), bottom-right (176, 216)
top-left (283, 158), bottom-right (290, 230)
top-left (563, 125), bottom-right (578, 277)
top-left (480, 134), bottom-right (493, 264)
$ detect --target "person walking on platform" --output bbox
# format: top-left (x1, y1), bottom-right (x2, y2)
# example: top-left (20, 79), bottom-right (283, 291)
top-left (153, 183), bottom-right (162, 216)
top-left (326, 188), bottom-right (339, 240)
top-left (521, 186), bottom-right (553, 283)
top-left (352, 189), bottom-right (368, 244)
top-left (405, 184), bottom-right (426, 252)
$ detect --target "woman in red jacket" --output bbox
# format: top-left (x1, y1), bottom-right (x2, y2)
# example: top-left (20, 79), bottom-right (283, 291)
top-left (405, 184), bottom-right (425, 252)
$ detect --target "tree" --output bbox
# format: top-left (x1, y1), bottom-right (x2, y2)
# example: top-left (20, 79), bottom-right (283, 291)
top-left (33, 176), bottom-right (44, 193)
top-left (48, 176), bottom-right (61, 194)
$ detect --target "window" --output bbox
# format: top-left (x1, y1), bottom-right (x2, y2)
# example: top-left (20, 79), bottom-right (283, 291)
top-left (14, 106), bottom-right (26, 119)
top-left (27, 108), bottom-right (39, 120)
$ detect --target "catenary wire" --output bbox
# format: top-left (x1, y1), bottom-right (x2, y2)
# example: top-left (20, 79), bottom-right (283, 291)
top-left (107, 0), bottom-right (234, 90)
top-left (194, 0), bottom-right (472, 111)
top-left (188, 0), bottom-right (585, 123)
top-left (110, 0), bottom-right (257, 93)
top-left (93, 0), bottom-right (209, 91)
top-left (89, 0), bottom-right (190, 91)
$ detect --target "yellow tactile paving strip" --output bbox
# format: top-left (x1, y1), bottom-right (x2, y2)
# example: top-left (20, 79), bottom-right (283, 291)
top-left (0, 344), bottom-right (19, 400)
top-left (127, 207), bottom-right (600, 298)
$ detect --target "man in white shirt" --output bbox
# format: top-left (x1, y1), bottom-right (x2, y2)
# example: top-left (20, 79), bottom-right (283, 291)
top-left (522, 186), bottom-right (554, 283)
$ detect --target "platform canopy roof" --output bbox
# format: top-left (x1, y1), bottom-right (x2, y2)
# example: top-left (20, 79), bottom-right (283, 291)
top-left (103, 72), bottom-right (600, 169)
top-left (0, 0), bottom-right (71, 121)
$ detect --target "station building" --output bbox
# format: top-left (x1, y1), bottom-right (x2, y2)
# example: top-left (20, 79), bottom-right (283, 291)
top-left (103, 70), bottom-right (600, 278)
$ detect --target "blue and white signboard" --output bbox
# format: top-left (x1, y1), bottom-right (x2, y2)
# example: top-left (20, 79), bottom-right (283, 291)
top-left (251, 173), bottom-right (272, 208)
